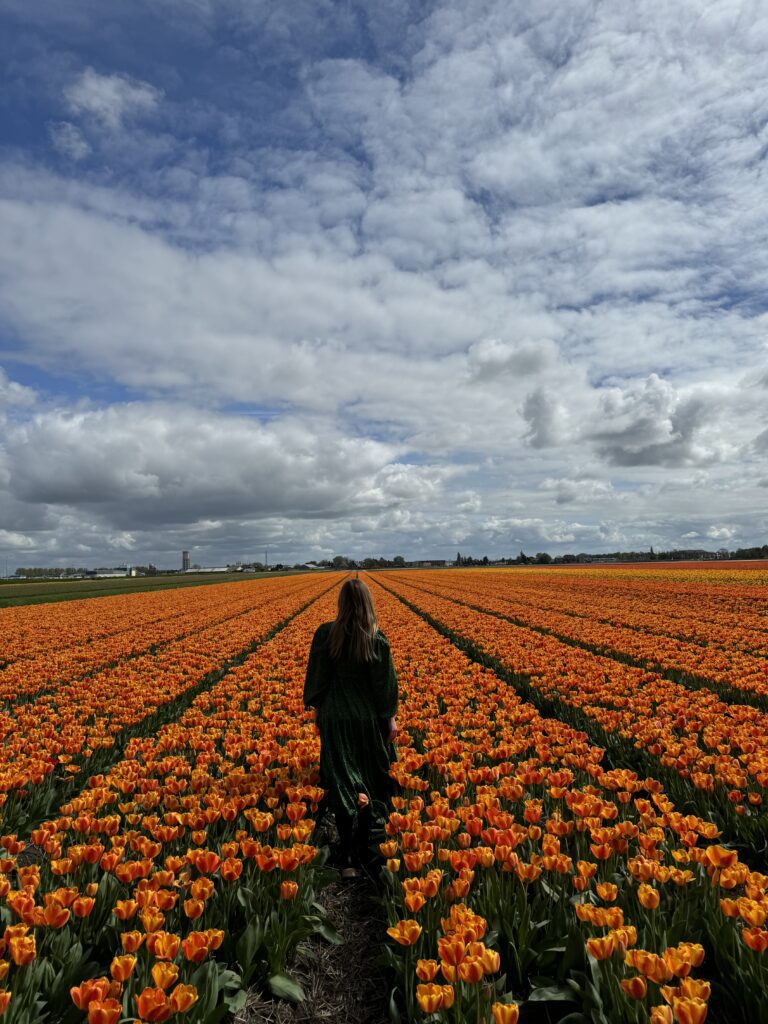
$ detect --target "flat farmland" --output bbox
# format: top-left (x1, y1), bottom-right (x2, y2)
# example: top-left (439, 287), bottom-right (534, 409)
top-left (0, 565), bottom-right (766, 1024)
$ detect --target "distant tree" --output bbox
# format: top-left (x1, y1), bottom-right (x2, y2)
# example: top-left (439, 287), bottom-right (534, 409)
top-left (482, 555), bottom-right (489, 565)
top-left (535, 552), bottom-right (552, 564)
top-left (393, 555), bottom-right (405, 567)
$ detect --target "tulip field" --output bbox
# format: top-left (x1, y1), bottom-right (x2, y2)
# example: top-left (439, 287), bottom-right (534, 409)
top-left (0, 567), bottom-right (766, 1024)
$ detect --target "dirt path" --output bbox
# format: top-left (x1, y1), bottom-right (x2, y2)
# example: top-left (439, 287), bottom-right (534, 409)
top-left (237, 823), bottom-right (391, 1024)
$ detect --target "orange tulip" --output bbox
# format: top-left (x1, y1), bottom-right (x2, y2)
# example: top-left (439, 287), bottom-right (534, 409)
top-left (704, 846), bottom-right (737, 870)
top-left (620, 976), bottom-right (647, 999)
top-left (134, 986), bottom-right (172, 1023)
top-left (416, 984), bottom-right (445, 1013)
top-left (387, 920), bottom-right (422, 946)
top-left (87, 999), bottom-right (122, 1024)
top-left (140, 908), bottom-right (165, 934)
top-left (457, 957), bottom-right (484, 983)
top-left (491, 1004), bottom-right (520, 1024)
top-left (120, 931), bottom-right (144, 952)
top-left (181, 932), bottom-right (210, 962)
top-left (191, 850), bottom-right (220, 874)
top-left (680, 979), bottom-right (711, 1001)
top-left (109, 954), bottom-right (136, 982)
top-left (71, 978), bottom-right (111, 1010)
top-left (147, 932), bottom-right (180, 960)
top-left (152, 962), bottom-right (179, 990)
top-left (281, 881), bottom-right (299, 900)
top-left (220, 857), bottom-right (243, 882)
top-left (650, 1008), bottom-right (674, 1024)
top-left (416, 959), bottom-right (439, 981)
top-left (8, 935), bottom-right (35, 966)
top-left (586, 935), bottom-right (615, 961)
top-left (405, 892), bottom-right (426, 914)
top-left (72, 896), bottom-right (96, 918)
top-left (597, 882), bottom-right (618, 902)
top-left (671, 997), bottom-right (708, 1024)
top-left (437, 935), bottom-right (468, 966)
top-left (112, 899), bottom-right (138, 921)
top-left (0, 992), bottom-right (10, 1016)
top-left (638, 883), bottom-right (660, 910)
top-left (742, 927), bottom-right (768, 953)
top-left (168, 983), bottom-right (199, 1013)
top-left (478, 946), bottom-right (501, 974)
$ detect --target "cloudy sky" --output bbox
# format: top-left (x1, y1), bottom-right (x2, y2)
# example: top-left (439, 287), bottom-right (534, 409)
top-left (1, 0), bottom-right (767, 569)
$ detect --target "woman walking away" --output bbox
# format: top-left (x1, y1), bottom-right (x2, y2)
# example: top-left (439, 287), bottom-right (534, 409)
top-left (304, 578), bottom-right (398, 879)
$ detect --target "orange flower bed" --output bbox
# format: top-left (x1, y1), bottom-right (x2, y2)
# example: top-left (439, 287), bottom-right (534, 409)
top-left (393, 569), bottom-right (768, 698)
top-left (0, 575), bottom-right (335, 828)
top-left (365, 575), bottom-right (768, 1023)
top-left (1, 566), bottom-right (766, 1023)
top-left (379, 573), bottom-right (768, 821)
top-left (0, 577), bottom-right (326, 704)
top-left (0, 581), bottom-right (341, 1023)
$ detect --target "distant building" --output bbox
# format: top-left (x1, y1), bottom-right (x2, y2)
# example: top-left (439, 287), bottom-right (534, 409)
top-left (182, 550), bottom-right (190, 571)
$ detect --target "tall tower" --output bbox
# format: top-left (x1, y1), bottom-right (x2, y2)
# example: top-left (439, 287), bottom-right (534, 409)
top-left (182, 550), bottom-right (190, 571)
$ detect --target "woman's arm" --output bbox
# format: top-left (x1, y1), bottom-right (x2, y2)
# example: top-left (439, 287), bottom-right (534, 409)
top-left (303, 624), bottom-right (331, 711)
top-left (372, 636), bottom-right (398, 720)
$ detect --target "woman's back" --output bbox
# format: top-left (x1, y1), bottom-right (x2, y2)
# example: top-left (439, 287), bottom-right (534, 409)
top-left (305, 620), bottom-right (397, 722)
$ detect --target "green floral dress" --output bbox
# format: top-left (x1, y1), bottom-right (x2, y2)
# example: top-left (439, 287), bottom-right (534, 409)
top-left (303, 621), bottom-right (398, 823)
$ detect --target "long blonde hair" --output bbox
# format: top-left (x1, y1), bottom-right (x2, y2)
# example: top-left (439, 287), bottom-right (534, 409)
top-left (329, 578), bottom-right (378, 662)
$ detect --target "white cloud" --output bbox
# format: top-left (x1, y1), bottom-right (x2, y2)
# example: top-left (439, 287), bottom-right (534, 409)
top-left (1, 0), bottom-right (767, 563)
top-left (65, 67), bottom-right (162, 129)
top-left (47, 121), bottom-right (91, 160)
top-left (2, 403), bottom-right (449, 529)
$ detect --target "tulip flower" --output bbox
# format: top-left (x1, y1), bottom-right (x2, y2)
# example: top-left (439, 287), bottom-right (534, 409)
top-left (671, 997), bottom-right (709, 1024)
top-left (416, 984), bottom-right (445, 1014)
top-left (620, 976), bottom-right (647, 999)
top-left (182, 932), bottom-right (211, 963)
top-left (87, 999), bottom-right (122, 1024)
top-left (281, 881), bottom-right (299, 900)
top-left (586, 935), bottom-right (616, 961)
top-left (8, 935), bottom-right (35, 967)
top-left (491, 1004), bottom-right (520, 1024)
top-left (387, 920), bottom-right (422, 946)
top-left (134, 987), bottom-right (172, 1023)
top-left (71, 978), bottom-right (111, 1010)
top-left (638, 883), bottom-right (660, 910)
top-left (151, 962), bottom-right (179, 990)
top-left (416, 959), bottom-right (439, 981)
top-left (169, 984), bottom-right (199, 1013)
top-left (109, 954), bottom-right (136, 982)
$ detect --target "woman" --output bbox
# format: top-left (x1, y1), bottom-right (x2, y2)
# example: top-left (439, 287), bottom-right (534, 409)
top-left (304, 577), bottom-right (398, 878)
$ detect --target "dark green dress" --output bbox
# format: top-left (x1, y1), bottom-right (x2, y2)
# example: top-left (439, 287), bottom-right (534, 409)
top-left (303, 621), bottom-right (398, 823)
